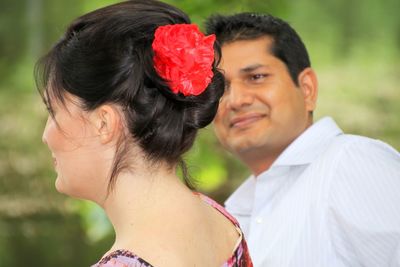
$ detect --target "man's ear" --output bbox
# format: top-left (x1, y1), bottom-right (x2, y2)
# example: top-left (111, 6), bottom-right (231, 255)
top-left (298, 67), bottom-right (318, 112)
top-left (90, 104), bottom-right (122, 144)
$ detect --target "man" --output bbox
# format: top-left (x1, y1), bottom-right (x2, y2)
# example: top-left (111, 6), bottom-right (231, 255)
top-left (206, 13), bottom-right (400, 267)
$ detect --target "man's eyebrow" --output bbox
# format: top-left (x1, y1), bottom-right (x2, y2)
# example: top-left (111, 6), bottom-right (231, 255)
top-left (240, 64), bottom-right (270, 73)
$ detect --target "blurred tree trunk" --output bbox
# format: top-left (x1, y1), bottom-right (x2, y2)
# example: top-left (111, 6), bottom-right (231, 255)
top-left (27, 0), bottom-right (43, 60)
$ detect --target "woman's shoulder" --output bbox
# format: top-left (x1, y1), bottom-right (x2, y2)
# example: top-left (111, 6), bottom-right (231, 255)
top-left (195, 192), bottom-right (253, 267)
top-left (93, 194), bottom-right (253, 267)
top-left (92, 249), bottom-right (153, 267)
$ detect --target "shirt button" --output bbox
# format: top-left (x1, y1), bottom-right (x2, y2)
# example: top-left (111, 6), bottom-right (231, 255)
top-left (256, 217), bottom-right (263, 224)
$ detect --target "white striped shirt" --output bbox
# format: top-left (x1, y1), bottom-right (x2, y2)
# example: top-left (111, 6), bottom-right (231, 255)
top-left (225, 117), bottom-right (400, 267)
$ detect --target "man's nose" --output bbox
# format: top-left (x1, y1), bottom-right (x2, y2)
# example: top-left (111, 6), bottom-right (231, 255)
top-left (225, 81), bottom-right (253, 110)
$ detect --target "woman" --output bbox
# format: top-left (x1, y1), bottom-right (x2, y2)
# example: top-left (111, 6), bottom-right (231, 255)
top-left (36, 0), bottom-right (252, 266)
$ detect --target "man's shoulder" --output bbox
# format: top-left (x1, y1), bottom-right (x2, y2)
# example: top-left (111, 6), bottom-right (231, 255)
top-left (317, 133), bottom-right (398, 161)
top-left (299, 117), bottom-right (397, 159)
top-left (322, 133), bottom-right (400, 199)
top-left (303, 132), bottom-right (399, 194)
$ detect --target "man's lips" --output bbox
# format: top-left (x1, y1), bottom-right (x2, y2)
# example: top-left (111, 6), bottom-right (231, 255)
top-left (230, 113), bottom-right (265, 128)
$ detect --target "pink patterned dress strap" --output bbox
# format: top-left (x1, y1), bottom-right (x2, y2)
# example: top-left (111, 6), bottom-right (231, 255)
top-left (195, 192), bottom-right (253, 267)
top-left (91, 249), bottom-right (152, 267)
top-left (195, 192), bottom-right (241, 226)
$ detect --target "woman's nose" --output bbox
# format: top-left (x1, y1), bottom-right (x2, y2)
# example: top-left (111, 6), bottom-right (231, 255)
top-left (42, 116), bottom-right (50, 144)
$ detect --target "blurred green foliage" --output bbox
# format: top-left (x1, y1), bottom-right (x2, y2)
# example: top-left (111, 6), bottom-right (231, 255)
top-left (0, 0), bottom-right (399, 266)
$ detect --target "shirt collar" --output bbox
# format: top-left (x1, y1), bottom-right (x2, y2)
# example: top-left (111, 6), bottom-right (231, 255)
top-left (272, 116), bottom-right (343, 166)
top-left (225, 117), bottom-right (343, 210)
top-left (225, 176), bottom-right (256, 214)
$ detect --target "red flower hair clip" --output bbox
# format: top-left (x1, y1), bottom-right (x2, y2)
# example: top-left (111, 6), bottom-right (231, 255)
top-left (152, 24), bottom-right (216, 96)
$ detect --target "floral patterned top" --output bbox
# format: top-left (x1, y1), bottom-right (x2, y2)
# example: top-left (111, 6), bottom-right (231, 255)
top-left (91, 193), bottom-right (253, 267)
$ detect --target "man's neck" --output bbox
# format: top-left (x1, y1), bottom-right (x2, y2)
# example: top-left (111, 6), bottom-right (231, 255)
top-left (239, 148), bottom-right (282, 177)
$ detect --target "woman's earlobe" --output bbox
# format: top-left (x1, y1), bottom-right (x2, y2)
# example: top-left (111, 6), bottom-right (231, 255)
top-left (94, 105), bottom-right (121, 144)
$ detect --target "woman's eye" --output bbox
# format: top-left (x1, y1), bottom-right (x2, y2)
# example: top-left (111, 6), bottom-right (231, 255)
top-left (45, 105), bottom-right (57, 117)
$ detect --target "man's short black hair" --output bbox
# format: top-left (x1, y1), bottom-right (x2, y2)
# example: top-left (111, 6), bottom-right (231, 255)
top-left (205, 13), bottom-right (310, 85)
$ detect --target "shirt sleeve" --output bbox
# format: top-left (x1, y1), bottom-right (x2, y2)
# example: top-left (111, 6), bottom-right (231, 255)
top-left (328, 138), bottom-right (400, 267)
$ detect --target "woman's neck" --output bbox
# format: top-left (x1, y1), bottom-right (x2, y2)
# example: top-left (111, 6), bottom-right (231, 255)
top-left (101, 163), bottom-right (192, 251)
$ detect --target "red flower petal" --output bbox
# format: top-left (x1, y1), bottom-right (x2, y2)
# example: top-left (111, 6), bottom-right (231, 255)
top-left (152, 24), bottom-right (216, 96)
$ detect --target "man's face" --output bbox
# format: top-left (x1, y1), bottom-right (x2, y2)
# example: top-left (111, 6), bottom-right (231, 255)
top-left (214, 37), bottom-right (316, 166)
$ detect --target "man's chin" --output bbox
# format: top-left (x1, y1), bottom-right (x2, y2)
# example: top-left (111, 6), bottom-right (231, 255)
top-left (228, 140), bottom-right (258, 155)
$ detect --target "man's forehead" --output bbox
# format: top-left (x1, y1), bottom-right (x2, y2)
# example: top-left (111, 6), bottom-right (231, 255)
top-left (221, 36), bottom-right (274, 53)
top-left (239, 63), bottom-right (272, 73)
top-left (220, 37), bottom-right (275, 62)
top-left (219, 39), bottom-right (279, 77)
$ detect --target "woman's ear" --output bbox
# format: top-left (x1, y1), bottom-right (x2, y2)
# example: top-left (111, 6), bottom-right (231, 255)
top-left (298, 67), bottom-right (318, 112)
top-left (90, 104), bottom-right (122, 144)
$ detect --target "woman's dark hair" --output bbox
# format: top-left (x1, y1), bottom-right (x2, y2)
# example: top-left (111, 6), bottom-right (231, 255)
top-left (205, 12), bottom-right (310, 85)
top-left (35, 0), bottom-right (224, 190)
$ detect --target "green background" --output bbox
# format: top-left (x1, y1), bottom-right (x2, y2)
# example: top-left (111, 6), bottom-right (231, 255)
top-left (0, 0), bottom-right (399, 266)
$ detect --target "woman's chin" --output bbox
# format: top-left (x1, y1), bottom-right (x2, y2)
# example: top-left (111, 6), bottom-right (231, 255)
top-left (54, 176), bottom-right (67, 195)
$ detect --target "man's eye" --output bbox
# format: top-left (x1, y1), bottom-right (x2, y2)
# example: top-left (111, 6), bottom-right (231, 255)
top-left (250, 74), bottom-right (267, 81)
